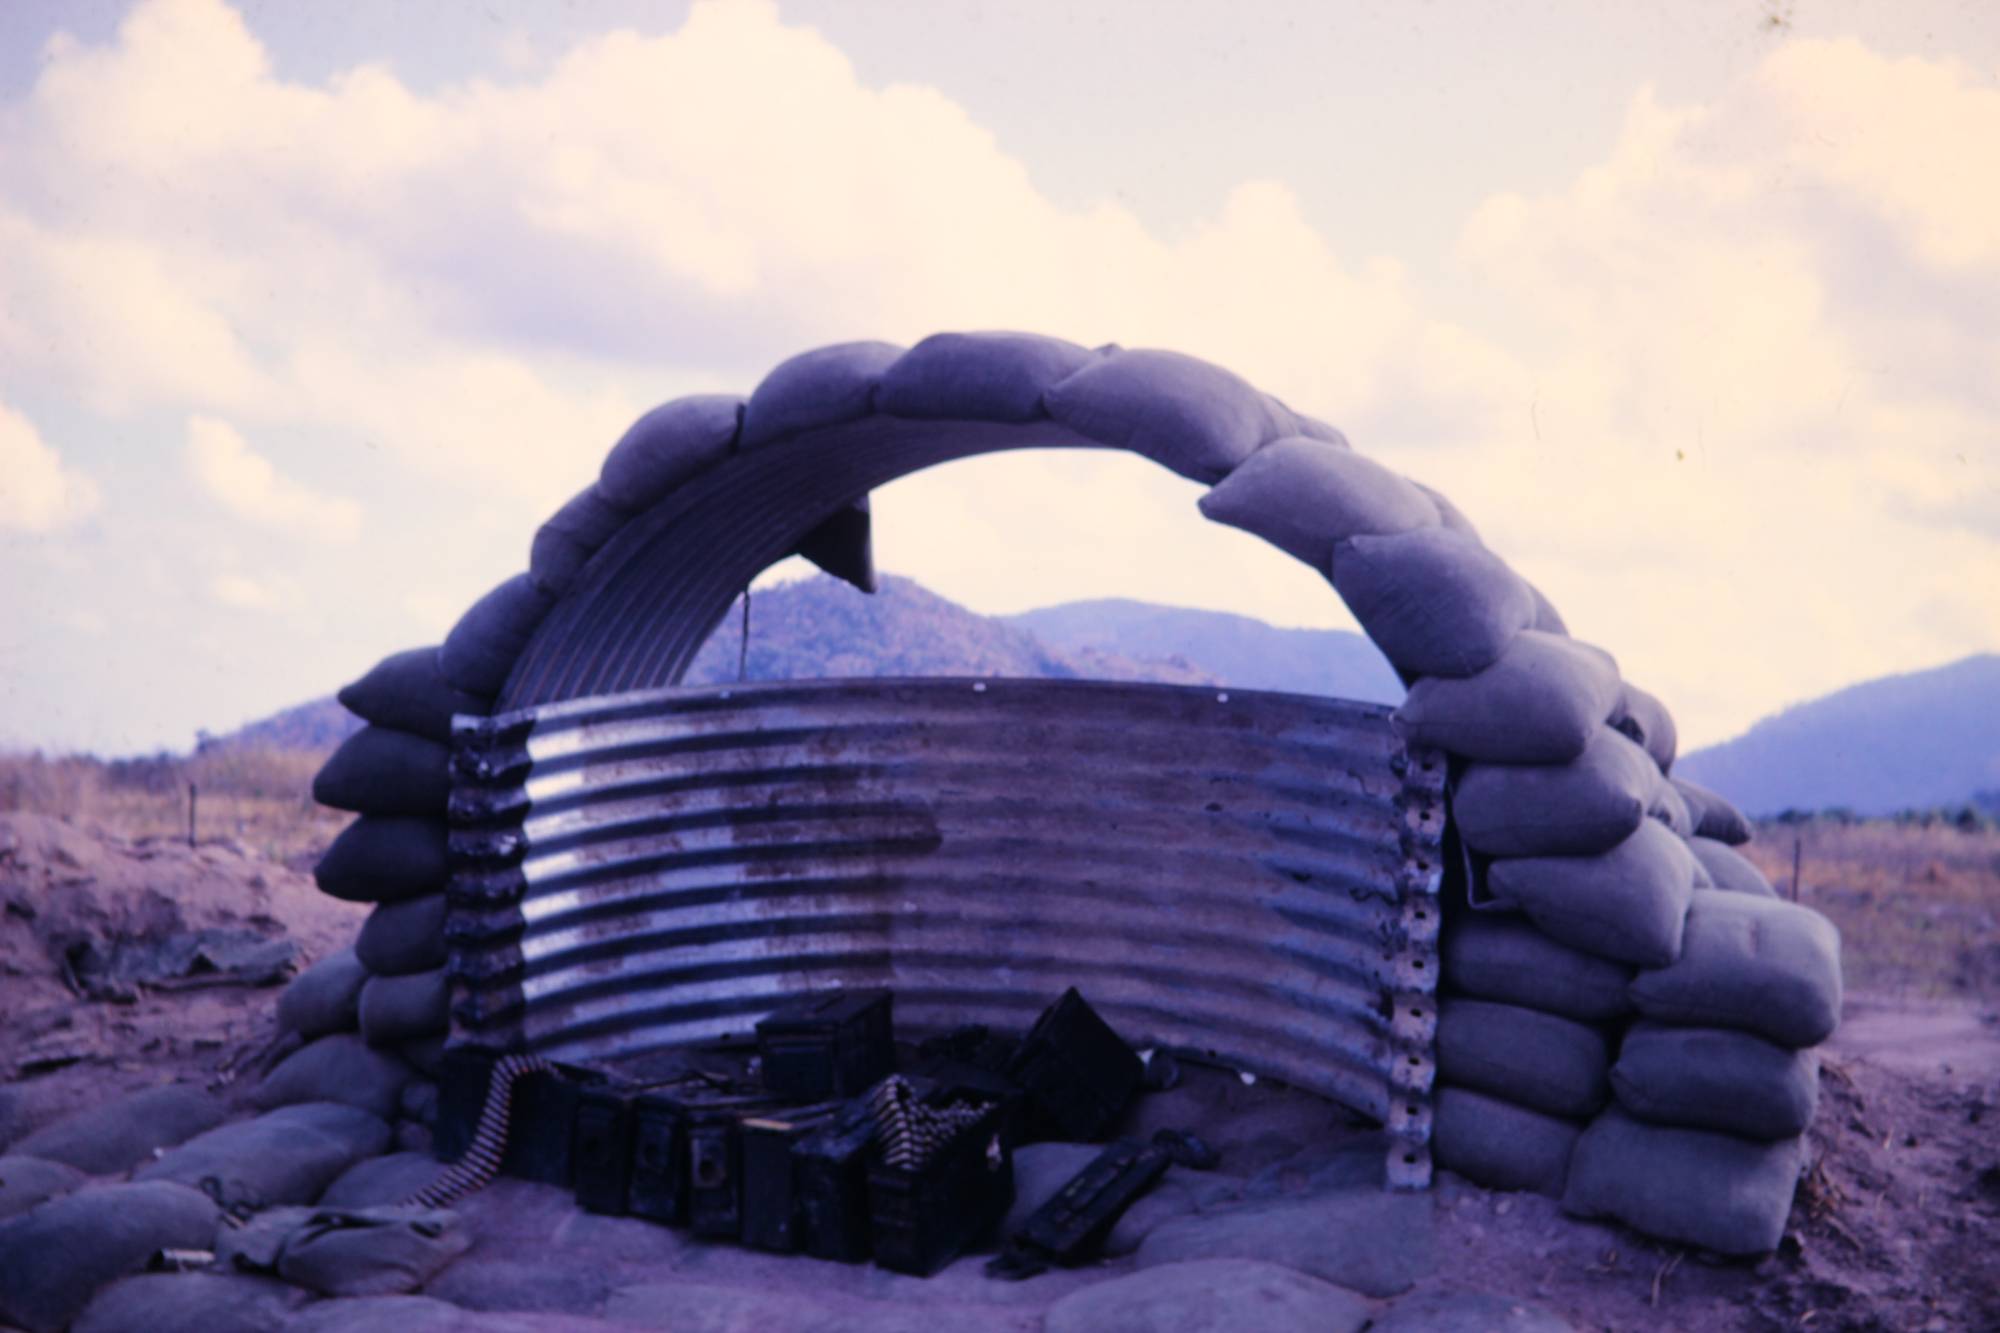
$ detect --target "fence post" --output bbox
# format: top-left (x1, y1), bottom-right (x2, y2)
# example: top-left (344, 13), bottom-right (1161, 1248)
top-left (188, 781), bottom-right (199, 848)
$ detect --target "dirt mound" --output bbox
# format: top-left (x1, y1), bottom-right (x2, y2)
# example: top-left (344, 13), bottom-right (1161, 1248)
top-left (0, 813), bottom-right (363, 1128)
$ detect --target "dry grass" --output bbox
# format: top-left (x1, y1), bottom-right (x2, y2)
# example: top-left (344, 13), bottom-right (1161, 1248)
top-left (1738, 816), bottom-right (2000, 999)
top-left (5, 742), bottom-right (1996, 998)
top-left (0, 746), bottom-right (350, 867)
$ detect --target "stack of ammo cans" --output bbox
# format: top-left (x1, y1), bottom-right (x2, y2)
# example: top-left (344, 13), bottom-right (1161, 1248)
top-left (434, 985), bottom-right (1154, 1277)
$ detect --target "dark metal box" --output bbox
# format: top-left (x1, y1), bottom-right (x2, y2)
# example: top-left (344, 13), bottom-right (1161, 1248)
top-left (866, 1105), bottom-right (1014, 1277)
top-left (1006, 988), bottom-right (1142, 1141)
top-left (755, 989), bottom-right (895, 1102)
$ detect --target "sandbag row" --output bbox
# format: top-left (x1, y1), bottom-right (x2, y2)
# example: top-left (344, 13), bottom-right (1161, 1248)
top-left (273, 641), bottom-right (483, 1120)
top-left (288, 333), bottom-right (1833, 1260)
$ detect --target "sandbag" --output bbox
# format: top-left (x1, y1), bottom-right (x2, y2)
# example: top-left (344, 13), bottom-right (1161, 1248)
top-left (336, 647), bottom-right (489, 744)
top-left (71, 1273), bottom-right (309, 1333)
top-left (526, 484), bottom-right (633, 598)
top-left (1269, 399), bottom-right (1349, 447)
top-left (1689, 836), bottom-right (1777, 898)
top-left (1432, 1087), bottom-right (1581, 1198)
top-left (137, 1103), bottom-right (391, 1213)
top-left (439, 573), bottom-right (553, 698)
top-left (1648, 778), bottom-right (1694, 838)
top-left (1612, 1023), bottom-right (1819, 1141)
top-left (8, 1084), bottom-right (226, 1178)
top-left (1671, 777), bottom-right (1754, 846)
top-left (1440, 914), bottom-right (1633, 1022)
top-left (1394, 631), bottom-right (1620, 764)
top-left (0, 1156), bottom-right (84, 1222)
top-left (1330, 527), bottom-right (1536, 679)
top-left (252, 1035), bottom-right (413, 1119)
top-left (1452, 726), bottom-right (1657, 858)
top-left (313, 727), bottom-right (451, 816)
top-left (1688, 854), bottom-right (1715, 890)
top-left (1562, 1108), bottom-right (1804, 1255)
top-left (1526, 584), bottom-right (1568, 636)
top-left (1415, 483), bottom-right (1480, 542)
top-left (1196, 438), bottom-right (1439, 568)
top-left (400, 1034), bottom-right (448, 1079)
top-left (358, 969), bottom-right (450, 1046)
top-left (354, 894), bottom-right (449, 977)
top-left (278, 947), bottom-right (370, 1038)
top-left (875, 330), bottom-right (1095, 422)
top-left (319, 1153), bottom-right (444, 1210)
top-left (1612, 683), bottom-right (1677, 773)
top-left (314, 816), bottom-right (450, 903)
top-left (1044, 347), bottom-right (1288, 483)
top-left (1436, 998), bottom-right (1610, 1118)
top-left (0, 1181), bottom-right (220, 1333)
top-left (1630, 892), bottom-right (1842, 1047)
top-left (219, 1203), bottom-right (470, 1298)
top-left (739, 341), bottom-right (904, 447)
top-left (596, 394), bottom-right (743, 510)
top-left (1485, 819), bottom-right (1696, 967)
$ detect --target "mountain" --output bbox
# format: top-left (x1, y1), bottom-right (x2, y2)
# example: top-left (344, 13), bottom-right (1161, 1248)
top-left (685, 575), bottom-right (1218, 687)
top-left (1675, 655), bottom-right (2000, 815)
top-left (1004, 599), bottom-right (1402, 704)
top-left (200, 696), bottom-right (361, 754)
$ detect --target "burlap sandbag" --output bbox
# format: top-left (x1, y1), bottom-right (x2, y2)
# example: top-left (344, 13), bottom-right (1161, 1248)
top-left (1197, 438), bottom-right (1439, 569)
top-left (1441, 914), bottom-right (1633, 1022)
top-left (1432, 1087), bottom-right (1581, 1198)
top-left (1648, 778), bottom-right (1694, 838)
top-left (596, 394), bottom-right (742, 510)
top-left (1453, 726), bottom-right (1658, 858)
top-left (1330, 527), bottom-right (1536, 679)
top-left (1485, 820), bottom-right (1696, 967)
top-left (357, 969), bottom-right (450, 1046)
top-left (1436, 997), bottom-right (1610, 1118)
top-left (439, 573), bottom-right (553, 698)
top-left (1044, 347), bottom-right (1290, 483)
top-left (354, 894), bottom-right (448, 977)
top-left (1394, 630), bottom-right (1620, 764)
top-left (875, 330), bottom-right (1095, 422)
top-left (1670, 777), bottom-right (1754, 846)
top-left (1612, 683), bottom-right (1677, 773)
top-left (314, 817), bottom-right (449, 904)
top-left (1612, 1022), bottom-right (1819, 1141)
top-left (337, 647), bottom-right (488, 743)
top-left (527, 484), bottom-right (633, 598)
top-left (1630, 891), bottom-right (1842, 1047)
top-left (1563, 1108), bottom-right (1804, 1255)
top-left (312, 727), bottom-right (451, 816)
top-left (277, 947), bottom-right (369, 1038)
top-left (1689, 836), bottom-right (1777, 898)
top-left (740, 341), bottom-right (904, 448)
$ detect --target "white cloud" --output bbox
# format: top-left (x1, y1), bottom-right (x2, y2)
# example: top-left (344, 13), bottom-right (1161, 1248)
top-left (208, 571), bottom-right (282, 610)
top-left (0, 1), bottom-right (1994, 751)
top-left (185, 415), bottom-right (361, 541)
top-left (0, 397), bottom-right (100, 532)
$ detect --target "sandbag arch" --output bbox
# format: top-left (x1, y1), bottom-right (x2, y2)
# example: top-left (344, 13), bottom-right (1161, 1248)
top-left (474, 333), bottom-right (1564, 710)
top-left (300, 331), bottom-right (1841, 1254)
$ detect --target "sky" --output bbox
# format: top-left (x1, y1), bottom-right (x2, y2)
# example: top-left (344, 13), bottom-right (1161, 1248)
top-left (0, 0), bottom-right (1996, 755)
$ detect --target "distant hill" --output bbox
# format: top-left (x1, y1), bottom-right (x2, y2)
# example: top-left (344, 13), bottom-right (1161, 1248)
top-left (1005, 599), bottom-right (1402, 704)
top-left (210, 576), bottom-right (1997, 820)
top-left (686, 575), bottom-right (1217, 687)
top-left (1676, 655), bottom-right (2000, 815)
top-left (201, 696), bottom-right (360, 754)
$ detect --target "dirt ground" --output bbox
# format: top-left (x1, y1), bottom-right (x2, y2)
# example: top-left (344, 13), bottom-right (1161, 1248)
top-left (2, 811), bottom-right (1996, 1331)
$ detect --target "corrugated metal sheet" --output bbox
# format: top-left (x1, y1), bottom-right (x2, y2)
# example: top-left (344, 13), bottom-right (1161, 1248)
top-left (448, 676), bottom-right (1445, 1187)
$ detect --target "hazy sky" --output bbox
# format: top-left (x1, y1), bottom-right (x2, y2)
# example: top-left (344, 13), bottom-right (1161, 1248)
top-left (1, 0), bottom-right (1996, 754)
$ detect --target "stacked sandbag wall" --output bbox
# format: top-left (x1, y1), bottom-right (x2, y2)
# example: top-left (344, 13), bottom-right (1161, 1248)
top-left (287, 332), bottom-right (1841, 1256)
